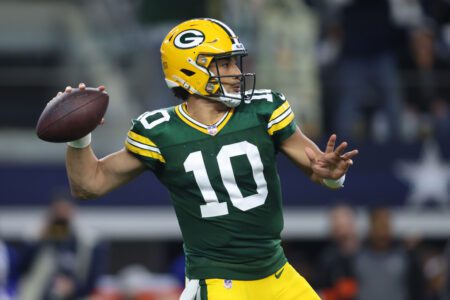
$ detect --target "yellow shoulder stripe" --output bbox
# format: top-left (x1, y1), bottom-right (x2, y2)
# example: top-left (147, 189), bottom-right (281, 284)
top-left (127, 131), bottom-right (157, 147)
top-left (125, 142), bottom-right (166, 163)
top-left (269, 101), bottom-right (291, 122)
top-left (268, 112), bottom-right (295, 136)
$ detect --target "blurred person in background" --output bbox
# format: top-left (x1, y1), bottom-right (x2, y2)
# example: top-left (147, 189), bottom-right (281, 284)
top-left (401, 0), bottom-right (450, 143)
top-left (0, 239), bottom-right (17, 300)
top-left (354, 207), bottom-right (425, 300)
top-left (423, 254), bottom-right (448, 300)
top-left (446, 240), bottom-right (450, 299)
top-left (17, 195), bottom-right (105, 300)
top-left (0, 240), bottom-right (8, 300)
top-left (55, 18), bottom-right (358, 300)
top-left (317, 204), bottom-right (360, 300)
top-left (325, 0), bottom-right (423, 142)
top-left (310, 0), bottom-right (344, 137)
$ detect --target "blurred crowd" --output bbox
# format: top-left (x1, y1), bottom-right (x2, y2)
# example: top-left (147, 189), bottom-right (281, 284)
top-left (0, 195), bottom-right (182, 300)
top-left (0, 196), bottom-right (106, 300)
top-left (222, 0), bottom-right (450, 143)
top-left (1, 199), bottom-right (449, 300)
top-left (312, 0), bottom-right (450, 143)
top-left (314, 205), bottom-right (450, 300)
top-left (2, 0), bottom-right (449, 145)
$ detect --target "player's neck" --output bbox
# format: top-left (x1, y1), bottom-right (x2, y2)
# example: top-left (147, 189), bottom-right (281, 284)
top-left (185, 96), bottom-right (230, 125)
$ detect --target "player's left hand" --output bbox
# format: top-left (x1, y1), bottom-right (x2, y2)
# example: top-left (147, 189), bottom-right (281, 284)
top-left (304, 134), bottom-right (358, 180)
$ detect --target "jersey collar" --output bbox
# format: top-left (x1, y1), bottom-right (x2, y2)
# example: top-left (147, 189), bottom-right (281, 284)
top-left (175, 103), bottom-right (234, 136)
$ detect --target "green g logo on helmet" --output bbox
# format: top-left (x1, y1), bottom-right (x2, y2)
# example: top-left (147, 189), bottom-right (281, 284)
top-left (174, 30), bottom-right (205, 49)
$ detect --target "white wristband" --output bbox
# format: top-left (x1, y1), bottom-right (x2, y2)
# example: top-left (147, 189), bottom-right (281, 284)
top-left (67, 133), bottom-right (92, 149)
top-left (322, 174), bottom-right (346, 189)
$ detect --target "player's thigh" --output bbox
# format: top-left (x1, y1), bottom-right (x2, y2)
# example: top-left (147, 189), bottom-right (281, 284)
top-left (272, 263), bottom-right (321, 300)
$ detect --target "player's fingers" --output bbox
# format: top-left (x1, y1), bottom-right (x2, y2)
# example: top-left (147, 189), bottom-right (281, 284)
top-left (341, 149), bottom-right (359, 160)
top-left (304, 147), bottom-right (316, 163)
top-left (342, 159), bottom-right (354, 168)
top-left (65, 86), bottom-right (72, 93)
top-left (98, 85), bottom-right (106, 92)
top-left (325, 134), bottom-right (336, 153)
top-left (334, 141), bottom-right (348, 156)
top-left (57, 92), bottom-right (62, 96)
top-left (79, 83), bottom-right (86, 90)
top-left (339, 159), bottom-right (353, 172)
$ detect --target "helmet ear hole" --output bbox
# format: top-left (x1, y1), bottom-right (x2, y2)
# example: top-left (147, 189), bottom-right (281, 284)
top-left (181, 69), bottom-right (195, 76)
top-left (206, 83), bottom-right (217, 93)
top-left (197, 55), bottom-right (209, 67)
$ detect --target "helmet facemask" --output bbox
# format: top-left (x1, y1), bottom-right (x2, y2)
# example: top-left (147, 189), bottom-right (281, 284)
top-left (200, 53), bottom-right (256, 108)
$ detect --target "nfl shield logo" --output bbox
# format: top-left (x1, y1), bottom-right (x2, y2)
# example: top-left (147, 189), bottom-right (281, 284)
top-left (207, 125), bottom-right (218, 136)
top-left (224, 279), bottom-right (232, 289)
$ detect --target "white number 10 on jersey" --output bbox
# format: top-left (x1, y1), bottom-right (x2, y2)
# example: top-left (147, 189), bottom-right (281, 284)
top-left (184, 141), bottom-right (268, 218)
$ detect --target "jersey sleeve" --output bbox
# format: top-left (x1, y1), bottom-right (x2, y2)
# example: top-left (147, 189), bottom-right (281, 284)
top-left (124, 115), bottom-right (166, 171)
top-left (266, 91), bottom-right (296, 144)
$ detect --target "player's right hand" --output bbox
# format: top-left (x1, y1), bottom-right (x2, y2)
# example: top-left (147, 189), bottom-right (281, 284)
top-left (57, 82), bottom-right (106, 96)
top-left (56, 83), bottom-right (107, 124)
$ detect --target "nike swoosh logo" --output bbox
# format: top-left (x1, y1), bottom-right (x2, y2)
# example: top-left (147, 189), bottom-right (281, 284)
top-left (275, 268), bottom-right (284, 279)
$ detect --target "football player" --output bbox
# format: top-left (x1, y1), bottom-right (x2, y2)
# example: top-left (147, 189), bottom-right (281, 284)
top-left (62, 18), bottom-right (358, 300)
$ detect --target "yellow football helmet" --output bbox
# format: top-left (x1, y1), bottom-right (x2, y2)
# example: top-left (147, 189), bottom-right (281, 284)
top-left (160, 18), bottom-right (255, 107)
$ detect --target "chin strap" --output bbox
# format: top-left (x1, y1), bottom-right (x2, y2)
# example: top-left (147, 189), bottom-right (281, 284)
top-left (204, 94), bottom-right (241, 107)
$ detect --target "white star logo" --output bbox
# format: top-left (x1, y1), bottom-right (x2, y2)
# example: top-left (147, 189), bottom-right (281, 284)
top-left (395, 140), bottom-right (450, 208)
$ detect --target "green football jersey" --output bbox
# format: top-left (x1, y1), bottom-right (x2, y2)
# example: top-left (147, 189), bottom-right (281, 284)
top-left (125, 90), bottom-right (297, 280)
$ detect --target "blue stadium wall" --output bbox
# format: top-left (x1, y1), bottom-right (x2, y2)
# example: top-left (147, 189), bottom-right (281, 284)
top-left (1, 140), bottom-right (449, 208)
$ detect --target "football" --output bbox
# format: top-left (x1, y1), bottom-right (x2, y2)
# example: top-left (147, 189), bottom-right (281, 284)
top-left (36, 87), bottom-right (109, 143)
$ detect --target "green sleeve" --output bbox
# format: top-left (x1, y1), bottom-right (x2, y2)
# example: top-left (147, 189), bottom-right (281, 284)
top-left (124, 117), bottom-right (165, 171)
top-left (266, 91), bottom-right (297, 145)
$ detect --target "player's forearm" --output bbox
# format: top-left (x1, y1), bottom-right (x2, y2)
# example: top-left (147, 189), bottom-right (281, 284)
top-left (302, 145), bottom-right (326, 185)
top-left (292, 159), bottom-right (324, 184)
top-left (280, 128), bottom-right (324, 182)
top-left (66, 146), bottom-right (105, 199)
top-left (66, 147), bottom-right (146, 199)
